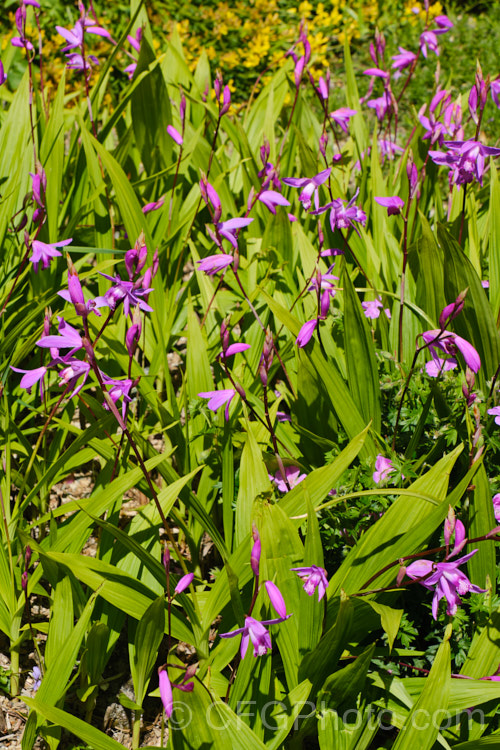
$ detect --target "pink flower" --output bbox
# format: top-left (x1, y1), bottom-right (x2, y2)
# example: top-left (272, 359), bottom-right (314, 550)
top-left (374, 196), bottom-right (404, 216)
top-left (488, 407), bottom-right (500, 426)
top-left (282, 168), bottom-right (331, 210)
top-left (291, 565), bottom-right (329, 601)
top-left (406, 550), bottom-right (486, 619)
top-left (492, 494), bottom-right (500, 522)
top-left (421, 329), bottom-right (480, 373)
top-left (198, 389), bottom-right (236, 421)
top-left (258, 190), bottom-right (291, 214)
top-left (29, 238), bottom-right (72, 273)
top-left (270, 466), bottom-right (306, 493)
top-left (373, 454), bottom-right (395, 484)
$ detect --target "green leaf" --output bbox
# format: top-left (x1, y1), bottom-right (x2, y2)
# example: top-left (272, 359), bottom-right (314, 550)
top-left (393, 624), bottom-right (452, 750)
top-left (262, 291), bottom-right (376, 458)
top-left (343, 265), bottom-right (381, 432)
top-left (130, 595), bottom-right (165, 706)
top-left (235, 420), bottom-right (273, 546)
top-left (365, 601), bottom-right (403, 652)
top-left (23, 697), bottom-right (124, 750)
top-left (467, 464), bottom-right (496, 595)
top-left (439, 223), bottom-right (500, 384)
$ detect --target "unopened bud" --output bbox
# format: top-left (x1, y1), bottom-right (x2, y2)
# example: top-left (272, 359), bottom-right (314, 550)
top-left (396, 565), bottom-right (407, 586)
top-left (163, 546), bottom-right (170, 571)
top-left (444, 506), bottom-right (455, 546)
top-left (21, 571), bottom-right (28, 592)
top-left (25, 545), bottom-right (32, 568)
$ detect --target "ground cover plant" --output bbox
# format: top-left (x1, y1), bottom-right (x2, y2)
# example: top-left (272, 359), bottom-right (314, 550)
top-left (1, 0), bottom-right (500, 748)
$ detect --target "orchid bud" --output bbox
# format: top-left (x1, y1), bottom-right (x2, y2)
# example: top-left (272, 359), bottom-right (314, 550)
top-left (25, 545), bottom-right (32, 568)
top-left (234, 382), bottom-right (246, 400)
top-left (163, 546), bottom-right (171, 572)
top-left (444, 506), bottom-right (455, 546)
top-left (67, 256), bottom-right (87, 317)
top-left (375, 29), bottom-right (385, 59)
top-left (407, 159), bottom-right (418, 199)
top-left (294, 57), bottom-right (305, 88)
top-left (43, 308), bottom-right (51, 338)
top-left (396, 564), bottom-right (407, 587)
top-left (369, 41), bottom-right (377, 64)
top-left (126, 310), bottom-right (142, 357)
top-left (260, 139), bottom-right (270, 166)
top-left (214, 71), bottom-right (222, 101)
top-left (220, 319), bottom-right (230, 354)
top-left (180, 89), bottom-right (186, 124)
top-left (21, 571), bottom-right (28, 592)
top-left (439, 293), bottom-right (465, 328)
top-left (320, 289), bottom-right (330, 319)
top-left (319, 132), bottom-right (328, 158)
top-left (318, 76), bottom-right (328, 101)
top-left (265, 580), bottom-right (288, 619)
top-left (468, 85), bottom-right (479, 124)
top-left (159, 669), bottom-right (173, 718)
top-left (174, 572), bottom-right (194, 595)
top-left (450, 519), bottom-right (467, 556)
top-left (247, 186), bottom-right (255, 212)
top-left (262, 329), bottom-right (274, 364)
top-left (250, 524), bottom-right (261, 577)
top-left (220, 85), bottom-right (231, 116)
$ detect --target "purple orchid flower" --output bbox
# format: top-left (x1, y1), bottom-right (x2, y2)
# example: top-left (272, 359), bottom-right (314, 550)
top-left (316, 195), bottom-right (367, 235)
top-left (425, 356), bottom-right (457, 378)
top-left (215, 217), bottom-right (253, 248)
top-left (12, 6), bottom-right (34, 52)
top-left (0, 60), bottom-right (6, 86)
top-left (196, 254), bottom-right (234, 275)
top-left (329, 108), bottom-right (357, 133)
top-left (420, 30), bottom-right (439, 58)
top-left (101, 374), bottom-right (134, 418)
top-left (362, 297), bottom-right (390, 320)
top-left (421, 329), bottom-right (480, 373)
top-left (58, 357), bottom-right (91, 399)
top-left (219, 581), bottom-right (291, 657)
top-left (282, 168), bottom-right (331, 211)
top-left (270, 466), bottom-right (306, 493)
top-left (291, 565), bottom-right (329, 601)
top-left (430, 140), bottom-right (500, 188)
top-left (220, 616), bottom-right (278, 658)
top-left (367, 91), bottom-right (392, 121)
top-left (198, 389), bottom-right (236, 421)
top-left (391, 47), bottom-right (417, 70)
top-left (258, 190), bottom-right (291, 215)
top-left (406, 550), bottom-right (486, 619)
top-left (11, 365), bottom-right (48, 398)
top-left (375, 196), bottom-right (404, 216)
top-left (488, 407), bottom-right (500, 425)
top-left (433, 15), bottom-right (453, 34)
top-left (493, 494), bottom-right (500, 522)
top-left (98, 273), bottom-right (153, 317)
top-left (36, 317), bottom-right (82, 354)
top-left (29, 238), bottom-right (73, 273)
